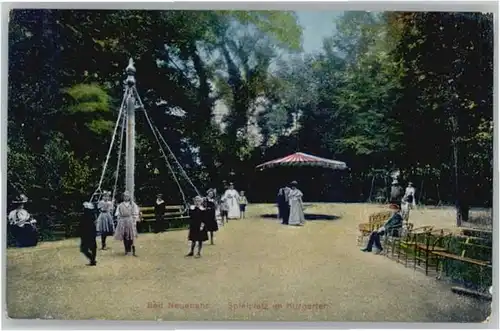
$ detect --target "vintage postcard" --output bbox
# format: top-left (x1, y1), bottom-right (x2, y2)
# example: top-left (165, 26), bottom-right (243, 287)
top-left (5, 7), bottom-right (494, 324)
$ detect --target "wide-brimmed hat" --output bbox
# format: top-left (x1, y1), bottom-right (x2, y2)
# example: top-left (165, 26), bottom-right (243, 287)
top-left (156, 193), bottom-right (163, 198)
top-left (102, 191), bottom-right (111, 196)
top-left (12, 194), bottom-right (28, 204)
top-left (392, 180), bottom-right (398, 185)
top-left (83, 201), bottom-right (95, 209)
top-left (290, 181), bottom-right (298, 186)
top-left (408, 182), bottom-right (414, 186)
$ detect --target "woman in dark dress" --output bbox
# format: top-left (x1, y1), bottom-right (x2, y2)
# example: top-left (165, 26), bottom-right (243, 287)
top-left (203, 189), bottom-right (219, 245)
top-left (8, 194), bottom-right (38, 247)
top-left (186, 196), bottom-right (209, 258)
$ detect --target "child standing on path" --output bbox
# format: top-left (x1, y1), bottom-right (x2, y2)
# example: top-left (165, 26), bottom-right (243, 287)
top-left (186, 196), bottom-right (209, 258)
top-left (238, 191), bottom-right (248, 219)
top-left (220, 198), bottom-right (229, 225)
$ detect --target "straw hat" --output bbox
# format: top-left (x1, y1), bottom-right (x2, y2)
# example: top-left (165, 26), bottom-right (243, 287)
top-left (12, 194), bottom-right (28, 204)
top-left (392, 180), bottom-right (398, 185)
top-left (83, 202), bottom-right (95, 210)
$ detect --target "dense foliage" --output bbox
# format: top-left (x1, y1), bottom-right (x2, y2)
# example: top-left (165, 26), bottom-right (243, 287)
top-left (8, 10), bottom-right (493, 225)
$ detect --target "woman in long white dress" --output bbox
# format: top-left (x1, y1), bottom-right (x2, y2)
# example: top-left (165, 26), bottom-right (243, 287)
top-left (288, 181), bottom-right (305, 226)
top-left (222, 183), bottom-right (240, 219)
top-left (401, 182), bottom-right (416, 222)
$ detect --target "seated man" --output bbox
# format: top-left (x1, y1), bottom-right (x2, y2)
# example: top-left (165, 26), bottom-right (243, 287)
top-left (361, 207), bottom-right (403, 253)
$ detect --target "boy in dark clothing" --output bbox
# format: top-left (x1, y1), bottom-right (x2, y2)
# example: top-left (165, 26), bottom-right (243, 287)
top-left (361, 208), bottom-right (403, 253)
top-left (81, 202), bottom-right (98, 266)
top-left (154, 194), bottom-right (166, 233)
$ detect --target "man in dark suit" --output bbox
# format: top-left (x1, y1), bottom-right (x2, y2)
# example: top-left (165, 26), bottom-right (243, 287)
top-left (389, 179), bottom-right (404, 209)
top-left (277, 185), bottom-right (291, 225)
top-left (361, 207), bottom-right (403, 253)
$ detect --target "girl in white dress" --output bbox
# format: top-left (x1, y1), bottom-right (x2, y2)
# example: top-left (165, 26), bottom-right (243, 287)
top-left (96, 191), bottom-right (115, 250)
top-left (114, 191), bottom-right (140, 256)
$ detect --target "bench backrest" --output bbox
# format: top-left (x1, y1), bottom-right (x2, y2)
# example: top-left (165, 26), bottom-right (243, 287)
top-left (139, 205), bottom-right (187, 221)
top-left (368, 211), bottom-right (392, 231)
top-left (140, 205), bottom-right (183, 213)
top-left (369, 211), bottom-right (392, 223)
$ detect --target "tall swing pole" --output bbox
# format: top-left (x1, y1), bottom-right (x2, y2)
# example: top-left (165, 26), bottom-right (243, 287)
top-left (125, 58), bottom-right (137, 201)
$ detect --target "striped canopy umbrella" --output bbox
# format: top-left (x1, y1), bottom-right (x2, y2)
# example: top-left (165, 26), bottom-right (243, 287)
top-left (256, 152), bottom-right (348, 170)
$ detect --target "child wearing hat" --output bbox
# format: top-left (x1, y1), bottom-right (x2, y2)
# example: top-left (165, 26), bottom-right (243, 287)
top-left (8, 194), bottom-right (38, 247)
top-left (81, 202), bottom-right (98, 266)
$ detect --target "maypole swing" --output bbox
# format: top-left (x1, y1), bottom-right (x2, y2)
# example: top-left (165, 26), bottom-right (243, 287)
top-left (89, 58), bottom-right (200, 216)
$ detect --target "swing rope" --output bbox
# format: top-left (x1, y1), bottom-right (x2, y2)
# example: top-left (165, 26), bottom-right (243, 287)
top-left (112, 110), bottom-right (127, 203)
top-left (89, 89), bottom-right (127, 202)
top-left (139, 95), bottom-right (189, 208)
top-left (133, 87), bottom-right (201, 198)
top-left (153, 124), bottom-right (201, 198)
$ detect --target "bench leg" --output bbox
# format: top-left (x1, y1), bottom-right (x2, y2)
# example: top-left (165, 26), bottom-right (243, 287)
top-left (424, 250), bottom-right (429, 276)
top-left (436, 257), bottom-right (443, 280)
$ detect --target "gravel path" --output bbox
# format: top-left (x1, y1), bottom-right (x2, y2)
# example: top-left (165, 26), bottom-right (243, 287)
top-left (6, 203), bottom-right (490, 322)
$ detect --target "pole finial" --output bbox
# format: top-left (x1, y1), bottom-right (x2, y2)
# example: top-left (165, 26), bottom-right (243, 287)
top-left (126, 58), bottom-right (136, 76)
top-left (125, 58), bottom-right (136, 87)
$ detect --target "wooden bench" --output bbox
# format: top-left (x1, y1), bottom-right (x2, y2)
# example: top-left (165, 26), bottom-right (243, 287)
top-left (431, 235), bottom-right (492, 281)
top-left (357, 211), bottom-right (393, 246)
top-left (460, 228), bottom-right (492, 240)
top-left (412, 228), bottom-right (451, 275)
top-left (388, 224), bottom-right (427, 266)
top-left (138, 205), bottom-right (190, 233)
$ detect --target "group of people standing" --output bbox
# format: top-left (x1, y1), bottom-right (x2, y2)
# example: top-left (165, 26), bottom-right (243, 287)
top-left (78, 182), bottom-right (250, 265)
top-left (186, 182), bottom-right (250, 257)
top-left (390, 180), bottom-right (416, 221)
top-left (218, 182), bottom-right (249, 221)
top-left (276, 181), bottom-right (305, 226)
top-left (360, 179), bottom-right (417, 254)
top-left (80, 190), bottom-right (140, 266)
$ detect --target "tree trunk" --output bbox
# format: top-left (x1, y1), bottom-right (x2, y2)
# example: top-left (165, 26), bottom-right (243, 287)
top-left (451, 116), bottom-right (469, 226)
top-left (452, 135), bottom-right (462, 227)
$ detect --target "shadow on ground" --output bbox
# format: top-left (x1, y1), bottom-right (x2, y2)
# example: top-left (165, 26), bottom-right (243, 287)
top-left (260, 214), bottom-right (341, 221)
